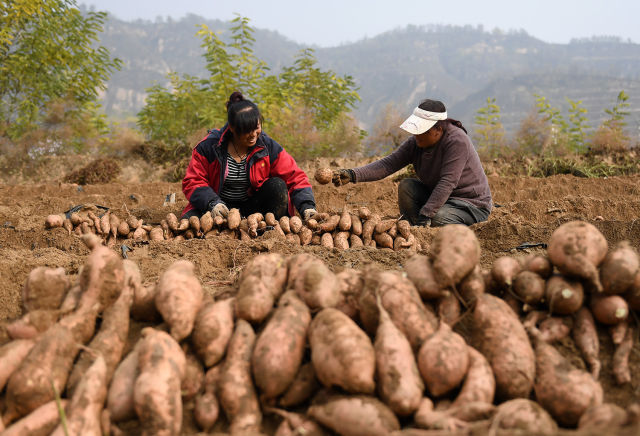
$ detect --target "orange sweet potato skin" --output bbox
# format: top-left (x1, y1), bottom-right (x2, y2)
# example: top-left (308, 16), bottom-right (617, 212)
top-left (191, 297), bottom-right (235, 367)
top-left (471, 294), bottom-right (535, 400)
top-left (1, 400), bottom-right (68, 436)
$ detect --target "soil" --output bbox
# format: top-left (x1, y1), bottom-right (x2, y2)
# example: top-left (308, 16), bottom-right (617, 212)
top-left (0, 156), bottom-right (639, 433)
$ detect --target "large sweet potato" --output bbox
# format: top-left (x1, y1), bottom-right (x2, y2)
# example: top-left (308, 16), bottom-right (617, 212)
top-left (451, 346), bottom-right (496, 407)
top-left (78, 240), bottom-right (125, 310)
top-left (218, 319), bottom-right (262, 434)
top-left (308, 393), bottom-right (400, 436)
top-left (490, 399), bottom-right (557, 435)
top-left (430, 224), bottom-right (481, 288)
top-left (191, 297), bottom-right (235, 367)
top-left (309, 308), bottom-right (375, 394)
top-left (471, 294), bottom-right (535, 400)
top-left (403, 254), bottom-right (448, 300)
top-left (530, 327), bottom-right (603, 427)
top-left (288, 256), bottom-right (342, 309)
top-left (155, 259), bottom-right (204, 341)
top-left (374, 293), bottom-right (424, 416)
top-left (547, 220), bottom-right (608, 292)
top-left (278, 362), bottom-right (319, 408)
top-left (133, 328), bottom-right (186, 436)
top-left (599, 241), bottom-right (639, 294)
top-left (236, 253), bottom-right (288, 323)
top-left (51, 355), bottom-right (108, 436)
top-left (22, 266), bottom-right (69, 311)
top-left (0, 400), bottom-right (68, 436)
top-left (107, 345), bottom-right (140, 423)
top-left (252, 291), bottom-right (311, 399)
top-left (0, 339), bottom-right (35, 392)
top-left (417, 321), bottom-right (469, 398)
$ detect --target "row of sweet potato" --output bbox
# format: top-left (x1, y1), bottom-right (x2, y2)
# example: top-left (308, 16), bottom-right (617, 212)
top-left (44, 205), bottom-right (419, 251)
top-left (3, 222), bottom-right (640, 435)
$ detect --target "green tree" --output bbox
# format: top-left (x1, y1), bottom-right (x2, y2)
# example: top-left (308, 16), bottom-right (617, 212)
top-left (604, 91), bottom-right (630, 135)
top-left (566, 98), bottom-right (590, 153)
top-left (473, 97), bottom-right (506, 158)
top-left (137, 15), bottom-right (361, 160)
top-left (534, 94), bottom-right (569, 155)
top-left (0, 0), bottom-right (121, 138)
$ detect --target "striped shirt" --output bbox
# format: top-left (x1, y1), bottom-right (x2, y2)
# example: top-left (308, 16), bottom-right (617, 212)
top-left (220, 152), bottom-right (250, 203)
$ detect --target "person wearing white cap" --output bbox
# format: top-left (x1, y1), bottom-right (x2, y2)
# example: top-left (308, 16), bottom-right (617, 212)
top-left (332, 99), bottom-right (492, 227)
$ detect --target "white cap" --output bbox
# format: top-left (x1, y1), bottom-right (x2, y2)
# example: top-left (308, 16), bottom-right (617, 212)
top-left (399, 107), bottom-right (447, 135)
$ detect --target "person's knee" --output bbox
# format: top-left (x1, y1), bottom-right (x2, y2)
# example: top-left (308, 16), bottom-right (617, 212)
top-left (265, 177), bottom-right (287, 192)
top-left (431, 207), bottom-right (468, 227)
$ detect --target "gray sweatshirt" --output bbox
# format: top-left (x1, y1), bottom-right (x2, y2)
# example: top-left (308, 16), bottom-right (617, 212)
top-left (353, 121), bottom-right (492, 218)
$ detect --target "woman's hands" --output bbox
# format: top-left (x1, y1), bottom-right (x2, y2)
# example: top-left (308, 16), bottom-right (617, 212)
top-left (210, 202), bottom-right (229, 218)
top-left (332, 169), bottom-right (355, 186)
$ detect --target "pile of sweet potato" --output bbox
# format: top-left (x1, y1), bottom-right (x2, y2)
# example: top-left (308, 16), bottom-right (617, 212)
top-left (5, 221), bottom-right (640, 435)
top-left (45, 205), bottom-right (419, 251)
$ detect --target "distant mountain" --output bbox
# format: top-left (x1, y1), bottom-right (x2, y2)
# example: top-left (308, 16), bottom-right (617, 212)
top-left (96, 14), bottom-right (640, 139)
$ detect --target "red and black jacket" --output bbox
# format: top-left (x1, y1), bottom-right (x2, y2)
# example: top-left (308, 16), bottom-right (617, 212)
top-left (181, 124), bottom-right (316, 217)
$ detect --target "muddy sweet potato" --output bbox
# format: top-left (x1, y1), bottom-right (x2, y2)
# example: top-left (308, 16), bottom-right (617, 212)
top-left (359, 270), bottom-right (438, 351)
top-left (22, 266), bottom-right (69, 312)
top-left (413, 397), bottom-right (468, 431)
top-left (44, 214), bottom-right (65, 229)
top-left (78, 239), bottom-right (125, 311)
top-left (374, 293), bottom-right (424, 416)
top-left (314, 167), bottom-right (332, 184)
top-left (218, 319), bottom-right (262, 435)
top-left (107, 345), bottom-right (140, 423)
top-left (1, 400), bottom-right (68, 436)
top-left (547, 220), bottom-right (608, 292)
top-left (451, 346), bottom-right (496, 407)
top-left (181, 348), bottom-right (205, 400)
top-left (227, 208), bottom-right (241, 230)
top-left (134, 328), bottom-right (186, 436)
top-left (291, 257), bottom-right (342, 309)
top-left (236, 253), bottom-right (288, 323)
top-left (471, 294), bottom-right (535, 400)
top-left (320, 232), bottom-right (334, 248)
top-left (578, 403), bottom-right (628, 430)
top-left (530, 327), bottom-right (603, 427)
top-left (0, 339), bottom-right (35, 392)
top-left (572, 307), bottom-right (601, 379)
top-left (491, 399), bottom-right (558, 435)
top-left (403, 254), bottom-right (448, 300)
top-left (308, 393), bottom-right (400, 436)
top-left (155, 259), bottom-right (204, 341)
top-left (590, 294), bottom-right (629, 325)
top-left (600, 241), bottom-right (639, 294)
top-left (309, 308), bottom-right (376, 394)
top-left (436, 292), bottom-right (461, 326)
top-left (546, 273), bottom-right (584, 315)
top-left (417, 321), bottom-right (469, 397)
top-left (6, 309), bottom-right (62, 340)
top-left (458, 264), bottom-right (486, 306)
top-left (491, 256), bottom-right (522, 289)
top-left (194, 390), bottom-right (219, 432)
top-left (522, 253), bottom-right (553, 279)
top-left (50, 355), bottom-right (108, 436)
top-left (191, 297), bottom-right (235, 367)
top-left (612, 325), bottom-right (634, 385)
top-left (268, 408), bottom-right (326, 436)
top-left (512, 270), bottom-right (546, 306)
top-left (430, 224), bottom-right (481, 288)
top-left (278, 362), bottom-right (319, 408)
top-left (252, 291), bottom-right (311, 399)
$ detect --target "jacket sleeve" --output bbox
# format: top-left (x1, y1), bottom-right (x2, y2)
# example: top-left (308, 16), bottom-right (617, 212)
top-left (182, 144), bottom-right (222, 213)
top-left (352, 138), bottom-right (414, 182)
top-left (269, 144), bottom-right (316, 214)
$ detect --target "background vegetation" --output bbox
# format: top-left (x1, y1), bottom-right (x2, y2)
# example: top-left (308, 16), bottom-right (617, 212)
top-left (0, 2), bottom-right (638, 184)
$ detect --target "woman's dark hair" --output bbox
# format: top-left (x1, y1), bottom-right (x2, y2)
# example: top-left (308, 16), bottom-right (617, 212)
top-left (226, 91), bottom-right (263, 134)
top-left (418, 98), bottom-right (466, 133)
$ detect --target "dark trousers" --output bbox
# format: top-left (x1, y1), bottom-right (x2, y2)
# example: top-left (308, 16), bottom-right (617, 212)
top-left (398, 178), bottom-right (490, 227)
top-left (183, 177), bottom-right (289, 220)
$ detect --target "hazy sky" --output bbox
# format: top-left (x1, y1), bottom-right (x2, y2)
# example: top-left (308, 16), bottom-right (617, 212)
top-left (83, 0), bottom-right (640, 47)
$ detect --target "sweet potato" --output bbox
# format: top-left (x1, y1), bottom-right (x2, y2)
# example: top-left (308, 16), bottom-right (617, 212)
top-left (361, 214), bottom-right (379, 243)
top-left (285, 232), bottom-right (300, 245)
top-left (547, 220), bottom-right (608, 292)
top-left (374, 232), bottom-right (393, 249)
top-left (200, 210), bottom-right (214, 234)
top-left (279, 215), bottom-right (291, 233)
top-left (413, 397), bottom-right (468, 431)
top-left (50, 355), bottom-right (108, 436)
top-left (471, 294), bottom-right (535, 400)
top-left (252, 291), bottom-right (311, 398)
top-left (609, 319), bottom-right (628, 345)
top-left (374, 293), bottom-right (424, 416)
top-left (334, 268), bottom-right (363, 319)
top-left (314, 167), bottom-right (332, 184)
top-left (218, 319), bottom-right (262, 434)
top-left (600, 240), bottom-right (639, 294)
top-left (236, 253), bottom-right (288, 323)
top-left (578, 403), bottom-right (628, 430)
top-left (545, 273), bottom-right (584, 315)
top-left (350, 213), bottom-right (363, 235)
top-left (522, 253), bottom-right (553, 279)
top-left (490, 399), bottom-right (558, 435)
top-left (268, 408), bottom-right (326, 436)
top-left (359, 269), bottom-right (438, 350)
top-left (319, 214), bottom-right (340, 233)
top-left (227, 208), bottom-right (241, 230)
top-left (247, 212), bottom-right (263, 237)
top-left (191, 297), bottom-right (235, 367)
top-left (458, 264), bottom-right (486, 306)
top-left (612, 325), bottom-right (634, 385)
top-left (4, 304), bottom-right (99, 422)
top-left (117, 219), bottom-right (130, 236)
top-left (430, 224), bottom-right (481, 288)
top-left (78, 240), bottom-right (125, 311)
top-left (0, 339), bottom-right (35, 392)
top-left (349, 233), bottom-right (364, 247)
top-left (6, 309), bottom-right (62, 340)
top-left (182, 348), bottom-right (205, 400)
top-left (403, 254), bottom-right (447, 299)
top-left (512, 270), bottom-right (546, 305)
top-left (194, 390), bottom-right (219, 432)
top-left (320, 232), bottom-right (334, 248)
top-left (491, 255), bottom-right (522, 289)
top-left (107, 345), bottom-right (140, 423)
top-left (451, 346), bottom-right (496, 407)
top-left (334, 231), bottom-right (350, 249)
top-left (166, 212), bottom-right (179, 231)
top-left (155, 259), bottom-right (203, 340)
top-left (278, 362), bottom-right (319, 408)
top-left (294, 258), bottom-right (342, 309)
top-left (309, 308), bottom-right (376, 394)
top-left (134, 328), bottom-right (186, 436)
top-left (1, 400), bottom-right (68, 436)
top-left (530, 327), bottom-right (603, 427)
top-left (590, 294), bottom-right (628, 325)
top-left (66, 281), bottom-right (133, 397)
top-left (437, 292), bottom-right (461, 325)
top-left (100, 210), bottom-right (111, 236)
top-left (572, 307), bottom-right (601, 379)
top-left (308, 393), bottom-right (400, 436)
top-left (289, 215), bottom-right (303, 234)
top-left (538, 316), bottom-right (572, 343)
top-left (44, 213), bottom-right (64, 228)
top-left (624, 271), bottom-right (640, 311)
top-left (338, 206), bottom-right (352, 231)
top-left (417, 321), bottom-right (469, 397)
top-left (22, 266), bottom-right (69, 312)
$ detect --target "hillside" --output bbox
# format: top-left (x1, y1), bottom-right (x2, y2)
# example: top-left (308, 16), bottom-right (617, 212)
top-left (96, 14), bottom-right (640, 138)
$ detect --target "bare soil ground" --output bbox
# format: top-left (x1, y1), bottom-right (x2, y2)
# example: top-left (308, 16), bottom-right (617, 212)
top-left (0, 157), bottom-right (639, 433)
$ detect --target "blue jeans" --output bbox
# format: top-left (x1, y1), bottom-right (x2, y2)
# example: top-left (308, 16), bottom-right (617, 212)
top-left (398, 178), bottom-right (490, 227)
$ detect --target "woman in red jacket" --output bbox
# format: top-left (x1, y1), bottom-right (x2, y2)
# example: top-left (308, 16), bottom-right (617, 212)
top-left (181, 92), bottom-right (317, 221)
